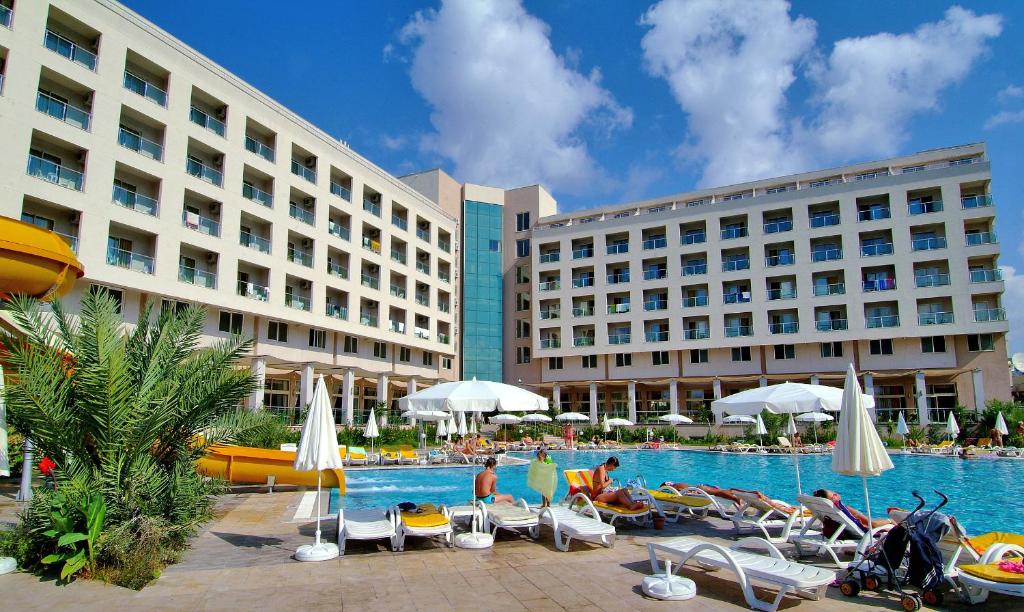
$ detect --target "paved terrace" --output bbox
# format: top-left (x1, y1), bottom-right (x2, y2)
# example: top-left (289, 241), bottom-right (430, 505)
top-left (0, 485), bottom-right (1017, 611)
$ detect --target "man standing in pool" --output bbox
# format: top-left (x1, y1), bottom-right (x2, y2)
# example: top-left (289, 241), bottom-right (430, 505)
top-left (590, 457), bottom-right (645, 510)
top-left (475, 458), bottom-right (513, 504)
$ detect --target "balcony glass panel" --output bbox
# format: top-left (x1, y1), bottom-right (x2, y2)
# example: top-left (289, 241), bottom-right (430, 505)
top-left (182, 210), bottom-right (219, 235)
top-left (969, 269), bottom-right (1002, 283)
top-left (862, 278), bottom-right (896, 292)
top-left (326, 303), bottom-right (348, 319)
top-left (765, 253), bottom-right (794, 267)
top-left (538, 280), bottom-right (560, 291)
top-left (571, 307), bottom-right (592, 317)
top-left (572, 246), bottom-right (594, 259)
top-left (362, 237), bottom-right (382, 254)
top-left (360, 274), bottom-right (380, 290)
top-left (607, 303), bottom-right (631, 314)
top-left (186, 158), bottom-right (222, 187)
top-left (287, 247), bottom-right (312, 267)
top-left (390, 284), bottom-right (406, 298)
top-left (416, 226), bottom-right (430, 241)
top-left (643, 269), bottom-right (666, 280)
top-left (723, 292), bottom-right (751, 304)
top-left (239, 231), bottom-right (271, 254)
top-left (237, 280), bottom-right (269, 301)
top-left (722, 258), bottom-right (749, 272)
top-left (684, 328), bottom-right (710, 340)
top-left (285, 294), bottom-right (310, 311)
top-left (721, 226), bottom-right (747, 240)
top-left (966, 232), bottom-right (997, 246)
top-left (56, 232), bottom-right (79, 254)
top-left (606, 243), bottom-right (629, 255)
top-left (539, 252), bottom-right (560, 263)
top-left (439, 240), bottom-right (451, 253)
top-left (918, 312), bottom-right (954, 325)
top-left (914, 273), bottom-right (950, 287)
top-left (361, 314), bottom-right (379, 327)
top-left (540, 338), bottom-right (561, 349)
top-left (413, 327), bottom-right (429, 339)
top-left (1, 5), bottom-right (11, 28)
top-left (291, 159), bottom-right (316, 183)
top-left (908, 200), bottom-right (943, 215)
top-left (644, 298), bottom-right (668, 311)
top-left (571, 277), bottom-right (593, 288)
top-left (865, 315), bottom-right (900, 328)
top-left (763, 220), bottom-right (792, 234)
top-left (365, 200), bottom-right (383, 218)
top-left (289, 203), bottom-right (315, 225)
top-left (539, 308), bottom-right (560, 319)
top-left (643, 237), bottom-right (667, 250)
top-left (974, 308), bottom-right (1006, 322)
top-left (189, 107), bottom-right (225, 136)
top-left (682, 264), bottom-right (707, 276)
top-left (27, 155), bottom-right (83, 190)
top-left (242, 182), bottom-right (273, 207)
top-left (724, 325), bottom-right (753, 337)
top-left (244, 135), bottom-right (275, 162)
top-left (112, 185), bottom-right (158, 215)
top-left (44, 30), bottom-right (97, 70)
top-left (118, 127), bottom-right (163, 160)
top-left (178, 265), bottom-right (216, 289)
top-left (810, 213), bottom-right (840, 228)
top-left (123, 71), bottom-right (167, 106)
top-left (645, 330), bottom-right (669, 342)
top-left (682, 295), bottom-right (708, 307)
top-left (415, 294), bottom-right (429, 306)
top-left (961, 195), bottom-right (993, 209)
top-left (328, 220), bottom-right (350, 241)
top-left (607, 272), bottom-right (630, 284)
top-left (573, 336), bottom-right (595, 347)
top-left (811, 248), bottom-right (842, 262)
top-left (912, 237), bottom-right (946, 251)
top-left (682, 231), bottom-right (706, 245)
top-left (106, 246), bottom-right (153, 274)
top-left (816, 319), bottom-right (848, 332)
top-left (766, 288), bottom-right (796, 300)
top-left (391, 214), bottom-right (407, 230)
top-left (860, 242), bottom-right (894, 257)
top-left (327, 261), bottom-right (348, 279)
top-left (391, 249), bottom-right (406, 264)
top-left (608, 333), bottom-right (631, 345)
top-left (858, 207), bottom-right (891, 221)
top-left (813, 283), bottom-right (845, 296)
top-left (36, 91), bottom-right (91, 131)
top-left (768, 322), bottom-right (799, 334)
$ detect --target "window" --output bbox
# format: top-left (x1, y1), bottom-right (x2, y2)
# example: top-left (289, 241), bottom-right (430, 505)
top-left (422, 352), bottom-right (434, 366)
top-left (516, 292), bottom-right (531, 311)
top-left (489, 239), bottom-right (501, 252)
top-left (516, 346), bottom-right (531, 364)
top-left (921, 336), bottom-right (946, 353)
top-left (343, 335), bottom-right (358, 354)
top-left (441, 357), bottom-right (452, 369)
top-left (399, 347), bottom-right (411, 362)
top-left (548, 356), bottom-right (563, 370)
top-left (20, 212), bottom-right (55, 230)
top-left (516, 265), bottom-right (530, 284)
top-left (308, 328), bottom-right (326, 349)
top-left (91, 285), bottom-right (123, 314)
top-left (268, 321), bottom-right (288, 342)
top-left (516, 319), bottom-right (531, 339)
top-left (373, 341), bottom-right (387, 358)
top-left (161, 299), bottom-right (189, 316)
top-left (516, 239), bottom-right (530, 257)
top-left (689, 349), bottom-right (708, 364)
top-left (652, 351), bottom-right (670, 366)
top-left (615, 353), bottom-right (632, 367)
top-left (516, 212), bottom-right (530, 232)
top-left (582, 354), bottom-right (597, 369)
top-left (773, 344), bottom-right (795, 360)
top-left (967, 333), bottom-right (994, 352)
top-left (731, 346), bottom-right (751, 362)
top-left (820, 341), bottom-right (843, 358)
top-left (218, 311), bottom-right (243, 334)
top-left (869, 338), bottom-right (893, 355)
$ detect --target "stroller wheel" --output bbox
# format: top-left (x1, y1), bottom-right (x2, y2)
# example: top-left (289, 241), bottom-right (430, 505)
top-left (901, 593), bottom-right (922, 612)
top-left (839, 579), bottom-right (861, 597)
top-left (922, 590), bottom-right (944, 606)
top-left (863, 575), bottom-right (881, 591)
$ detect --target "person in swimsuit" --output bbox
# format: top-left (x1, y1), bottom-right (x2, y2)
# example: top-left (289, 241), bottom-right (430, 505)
top-left (813, 488), bottom-right (891, 538)
top-left (590, 457), bottom-right (645, 510)
top-left (661, 481), bottom-right (742, 504)
top-left (474, 457), bottom-right (512, 504)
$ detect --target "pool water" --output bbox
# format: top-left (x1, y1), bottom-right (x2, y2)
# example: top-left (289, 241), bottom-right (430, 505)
top-left (328, 450), bottom-right (1023, 535)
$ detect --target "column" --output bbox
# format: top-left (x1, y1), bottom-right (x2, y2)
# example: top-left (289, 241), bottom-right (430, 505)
top-left (627, 381), bottom-right (637, 423)
top-left (863, 372), bottom-right (876, 422)
top-left (299, 363), bottom-right (314, 409)
top-left (552, 382), bottom-right (561, 413)
top-left (248, 357), bottom-right (266, 410)
top-left (809, 374), bottom-right (819, 386)
top-left (589, 382), bottom-right (598, 425)
top-left (972, 368), bottom-right (985, 412)
top-left (712, 378), bottom-right (723, 425)
top-left (915, 371), bottom-right (929, 427)
top-left (759, 376), bottom-right (768, 387)
top-left (376, 373), bottom-right (389, 411)
top-left (406, 377), bottom-right (418, 425)
top-left (342, 369), bottom-right (355, 426)
top-left (668, 381), bottom-right (679, 415)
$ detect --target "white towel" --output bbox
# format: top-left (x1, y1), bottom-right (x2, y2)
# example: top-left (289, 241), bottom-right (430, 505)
top-left (185, 211), bottom-right (200, 228)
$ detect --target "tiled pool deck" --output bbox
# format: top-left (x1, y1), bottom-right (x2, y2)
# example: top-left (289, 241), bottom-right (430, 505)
top-left (0, 485), bottom-right (1017, 611)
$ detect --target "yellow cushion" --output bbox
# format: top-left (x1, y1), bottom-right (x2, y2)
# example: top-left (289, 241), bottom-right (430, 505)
top-left (967, 532), bottom-right (1024, 555)
top-left (648, 490), bottom-right (712, 508)
top-left (401, 504), bottom-right (450, 529)
top-left (960, 559), bottom-right (1024, 584)
top-left (594, 501), bottom-right (649, 515)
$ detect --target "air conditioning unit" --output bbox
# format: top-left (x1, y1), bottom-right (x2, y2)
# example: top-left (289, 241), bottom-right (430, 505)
top-left (209, 201), bottom-right (221, 214)
top-left (206, 252), bottom-right (218, 264)
top-left (305, 156), bottom-right (316, 167)
top-left (299, 280), bottom-right (311, 290)
top-left (212, 154), bottom-right (224, 166)
top-left (301, 238), bottom-right (313, 248)
top-left (69, 211), bottom-right (81, 225)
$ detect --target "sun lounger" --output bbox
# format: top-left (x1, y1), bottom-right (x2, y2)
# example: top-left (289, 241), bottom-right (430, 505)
top-left (563, 469), bottom-right (652, 526)
top-left (337, 508), bottom-right (398, 554)
top-left (479, 498), bottom-right (540, 539)
top-left (647, 536), bottom-right (836, 612)
top-left (347, 446), bottom-right (368, 465)
top-left (427, 449), bottom-right (447, 464)
top-left (393, 503), bottom-right (453, 550)
top-left (535, 494), bottom-right (616, 551)
top-left (929, 440), bottom-right (956, 455)
top-left (397, 445), bottom-right (419, 464)
top-left (380, 447), bottom-right (401, 465)
top-left (956, 541), bottom-right (1024, 603)
top-left (790, 494), bottom-right (890, 567)
top-left (640, 481), bottom-right (738, 522)
top-left (731, 490), bottom-right (810, 544)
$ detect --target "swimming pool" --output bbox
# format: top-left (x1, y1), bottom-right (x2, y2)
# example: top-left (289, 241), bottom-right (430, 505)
top-left (329, 450), bottom-right (1023, 535)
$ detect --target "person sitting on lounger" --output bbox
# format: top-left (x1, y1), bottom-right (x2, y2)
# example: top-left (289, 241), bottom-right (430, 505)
top-left (475, 457), bottom-right (513, 504)
top-left (991, 427), bottom-right (1004, 448)
top-left (453, 435), bottom-right (470, 454)
top-left (590, 457), bottom-right (645, 510)
top-left (660, 481), bottom-right (742, 504)
top-left (792, 432), bottom-right (803, 447)
top-left (813, 489), bottom-right (891, 538)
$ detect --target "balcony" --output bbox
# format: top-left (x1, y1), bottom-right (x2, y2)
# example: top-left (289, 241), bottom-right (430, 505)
top-left (391, 249), bottom-right (406, 265)
top-left (244, 136), bottom-right (275, 162)
top-left (539, 280), bottom-right (560, 291)
top-left (860, 242), bottom-right (894, 257)
top-left (813, 282), bottom-right (845, 296)
top-left (915, 273), bottom-right (950, 288)
top-left (285, 294), bottom-right (310, 312)
top-left (571, 277), bottom-right (593, 288)
top-left (768, 322), bottom-right (799, 334)
top-left (178, 265), bottom-right (216, 289)
top-left (723, 292), bottom-right (751, 304)
top-left (438, 332), bottom-right (450, 344)
top-left (242, 182), bottom-right (273, 207)
top-left (811, 248), bottom-right (842, 263)
top-left (326, 303), bottom-right (348, 319)
top-left (539, 308), bottom-right (560, 320)
top-left (328, 220), bottom-right (350, 241)
top-left (766, 288), bottom-right (796, 300)
top-left (763, 220), bottom-right (793, 234)
top-left (540, 338), bottom-right (561, 349)
top-left (362, 237), bottom-right (382, 255)
top-left (644, 330), bottom-right (669, 342)
top-left (189, 107), bottom-right (225, 137)
top-left (439, 239), bottom-right (452, 253)
top-left (606, 243), bottom-right (629, 255)
top-left (816, 319), bottom-right (848, 332)
top-left (112, 185), bottom-right (158, 216)
top-left (908, 200), bottom-right (943, 215)
top-left (810, 213), bottom-right (840, 228)
top-left (919, 312), bottom-right (954, 325)
top-left (414, 261), bottom-right (430, 275)
top-left (607, 273), bottom-right (630, 284)
top-left (571, 307), bottom-right (593, 317)
top-left (865, 315), bottom-right (900, 328)
top-left (389, 320), bottom-right (403, 334)
top-left (364, 200), bottom-right (382, 218)
top-left (643, 237), bottom-right (668, 250)
top-left (56, 232), bottom-right (78, 254)
top-left (1, 4), bottom-right (11, 28)
top-left (974, 308), bottom-right (1006, 322)
top-left (390, 214), bottom-right (407, 230)
top-left (361, 274), bottom-right (380, 290)
top-left (182, 210), bottom-right (219, 236)
top-left (412, 292), bottom-right (428, 306)
top-left (390, 284), bottom-right (406, 299)
top-left (327, 261), bottom-right (348, 280)
top-left (607, 303), bottom-right (631, 315)
top-left (106, 246), bottom-right (153, 274)
top-left (912, 237), bottom-right (947, 251)
top-left (682, 232), bottom-right (706, 245)
top-left (123, 71), bottom-right (167, 106)
top-left (289, 203), bottom-right (315, 226)
top-left (413, 327), bottom-right (429, 339)
top-left (291, 160), bottom-right (316, 183)
top-left (962, 195), bottom-right (993, 209)
top-left (721, 227), bottom-right (748, 240)
top-left (682, 295), bottom-right (708, 308)
top-left (862, 278), bottom-right (896, 292)
top-left (858, 208), bottom-right (891, 222)
top-left (36, 91), bottom-right (91, 131)
top-left (186, 158), bottom-right (222, 187)
top-left (438, 302), bottom-right (450, 314)
top-left (439, 271), bottom-right (451, 283)
top-left (764, 253), bottom-right (794, 267)
top-left (118, 127), bottom-right (163, 161)
top-left (724, 325), bottom-right (753, 338)
top-left (970, 269), bottom-right (1002, 283)
top-left (239, 231), bottom-right (271, 254)
top-left (682, 264), bottom-right (707, 276)
top-left (572, 247), bottom-right (594, 259)
top-left (684, 328), bottom-right (710, 340)
top-left (966, 232), bottom-right (997, 246)
top-left (287, 246), bottom-right (312, 267)
top-left (573, 336), bottom-right (595, 347)
top-left (608, 333), bottom-right (631, 345)
top-left (722, 258), bottom-right (750, 272)
top-left (416, 226), bottom-right (430, 241)
top-left (237, 280), bottom-right (269, 302)
top-left (643, 269), bottom-right (667, 281)
top-left (643, 300), bottom-right (668, 312)
top-left (27, 155), bottom-right (83, 191)
top-left (362, 313), bottom-right (380, 328)
top-left (539, 252), bottom-right (560, 263)
top-left (44, 30), bottom-right (97, 71)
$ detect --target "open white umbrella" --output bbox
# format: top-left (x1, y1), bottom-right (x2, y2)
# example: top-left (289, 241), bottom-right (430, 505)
top-left (402, 409), bottom-right (449, 449)
top-left (995, 411), bottom-right (1009, 437)
top-left (832, 364), bottom-right (894, 531)
top-left (796, 411), bottom-right (833, 443)
top-left (605, 417), bottom-right (633, 442)
top-left (522, 413), bottom-right (551, 439)
top-left (712, 382), bottom-right (874, 418)
top-left (723, 415), bottom-right (756, 425)
top-left (364, 406), bottom-right (380, 460)
top-left (945, 412), bottom-right (960, 441)
top-left (659, 414), bottom-right (693, 443)
top-left (556, 412), bottom-right (590, 422)
top-left (293, 375), bottom-right (344, 561)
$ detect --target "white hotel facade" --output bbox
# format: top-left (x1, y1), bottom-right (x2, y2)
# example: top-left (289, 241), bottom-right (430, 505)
top-left (0, 0), bottom-right (1011, 428)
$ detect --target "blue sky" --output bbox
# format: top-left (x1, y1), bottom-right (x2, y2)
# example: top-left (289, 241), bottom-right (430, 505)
top-left (123, 0), bottom-right (1024, 353)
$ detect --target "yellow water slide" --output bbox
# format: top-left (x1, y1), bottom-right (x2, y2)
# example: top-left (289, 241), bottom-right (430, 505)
top-left (0, 216), bottom-right (84, 300)
top-left (197, 445), bottom-right (346, 493)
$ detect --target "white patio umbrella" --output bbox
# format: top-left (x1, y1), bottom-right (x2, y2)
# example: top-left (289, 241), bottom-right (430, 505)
top-left (556, 412), bottom-right (590, 422)
top-left (293, 375), bottom-right (344, 561)
top-left (832, 364), bottom-right (894, 531)
top-left (711, 381), bottom-right (875, 418)
top-left (945, 412), bottom-right (960, 441)
top-left (364, 406), bottom-right (380, 460)
top-left (602, 417), bottom-right (612, 437)
top-left (994, 411), bottom-right (1009, 437)
top-left (401, 409), bottom-right (449, 449)
top-left (785, 414), bottom-right (798, 442)
top-left (490, 413), bottom-right (522, 440)
top-left (896, 412), bottom-right (910, 449)
top-left (659, 414), bottom-right (693, 443)
top-left (605, 417), bottom-right (633, 442)
top-left (522, 413), bottom-right (551, 440)
top-left (796, 411), bottom-right (833, 443)
top-left (754, 414), bottom-right (768, 447)
top-left (722, 415), bottom-right (756, 425)
top-left (436, 418), bottom-right (448, 442)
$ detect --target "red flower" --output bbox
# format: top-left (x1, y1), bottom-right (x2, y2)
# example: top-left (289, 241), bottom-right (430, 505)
top-left (38, 457), bottom-right (56, 476)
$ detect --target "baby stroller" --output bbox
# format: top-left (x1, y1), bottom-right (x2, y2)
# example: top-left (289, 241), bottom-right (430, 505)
top-left (839, 490), bottom-right (952, 611)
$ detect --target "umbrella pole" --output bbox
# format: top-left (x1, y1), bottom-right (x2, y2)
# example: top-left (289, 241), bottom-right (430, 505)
top-left (862, 475), bottom-right (873, 533)
top-left (314, 470), bottom-right (322, 547)
top-left (793, 451), bottom-right (802, 496)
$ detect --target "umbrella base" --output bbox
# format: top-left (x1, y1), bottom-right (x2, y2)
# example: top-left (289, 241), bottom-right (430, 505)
top-left (642, 575), bottom-right (696, 600)
top-left (0, 557), bottom-right (16, 575)
top-left (454, 532), bottom-right (494, 549)
top-left (295, 542), bottom-right (340, 562)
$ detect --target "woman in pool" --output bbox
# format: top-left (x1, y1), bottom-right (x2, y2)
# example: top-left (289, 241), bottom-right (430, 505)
top-left (813, 488), bottom-right (891, 538)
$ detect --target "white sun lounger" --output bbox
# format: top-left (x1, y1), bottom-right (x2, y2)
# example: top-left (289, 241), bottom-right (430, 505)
top-left (956, 542), bottom-right (1024, 603)
top-left (337, 508), bottom-right (398, 554)
top-left (392, 504), bottom-right (453, 551)
top-left (480, 498), bottom-right (540, 539)
top-left (790, 494), bottom-right (890, 567)
top-left (647, 536), bottom-right (836, 611)
top-left (644, 483), bottom-right (739, 522)
top-left (534, 494), bottom-right (616, 552)
top-left (731, 490), bottom-right (811, 544)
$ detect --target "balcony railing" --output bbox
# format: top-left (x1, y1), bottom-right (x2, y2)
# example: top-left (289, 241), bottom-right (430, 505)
top-left (809, 213), bottom-right (840, 228)
top-left (682, 295), bottom-right (708, 308)
top-left (44, 30), bottom-right (97, 71)
top-left (862, 278), bottom-right (896, 292)
top-left (291, 159), bottom-right (317, 183)
top-left (391, 249), bottom-right (406, 265)
top-left (724, 325), bottom-right (753, 337)
top-left (763, 220), bottom-right (793, 234)
top-left (112, 185), bottom-right (158, 216)
top-left (391, 214), bottom-right (407, 230)
top-left (912, 237), bottom-right (946, 251)
top-left (572, 307), bottom-right (593, 317)
top-left (858, 207), bottom-right (890, 222)
top-left (364, 200), bottom-right (383, 218)
top-left (966, 232), bottom-right (997, 246)
top-left (684, 328), bottom-right (710, 340)
top-left (245, 135), bottom-right (275, 162)
top-left (237, 280), bottom-right (269, 302)
top-left (766, 288), bottom-right (797, 300)
top-left (974, 308), bottom-right (1006, 322)
top-left (285, 294), bottom-right (311, 312)
top-left (414, 293), bottom-right (429, 306)
top-left (326, 303), bottom-right (348, 319)
top-left (362, 237), bottom-right (382, 254)
top-left (908, 200), bottom-right (943, 215)
top-left (607, 273), bottom-right (630, 284)
top-left (606, 243), bottom-right (629, 255)
top-left (643, 268), bottom-right (667, 281)
top-left (643, 237), bottom-right (668, 250)
top-left (961, 194), bottom-right (993, 209)
top-left (915, 273), bottom-right (950, 288)
top-left (811, 248), bottom-right (842, 262)
top-left (572, 247), bottom-right (594, 259)
top-left (362, 314), bottom-right (379, 328)
top-left (813, 282), bottom-right (845, 296)
top-left (438, 302), bottom-right (450, 313)
top-left (682, 232), bottom-right (706, 245)
top-left (723, 292), bottom-right (751, 304)
top-left (186, 158), bottom-right (222, 187)
top-left (860, 242), bottom-right (894, 257)
top-left (573, 336), bottom-right (595, 347)
top-left (437, 238), bottom-right (450, 252)
top-left (768, 321), bottom-right (799, 334)
top-left (328, 220), bottom-right (350, 241)
top-left (390, 284), bottom-right (406, 299)
top-left (327, 261), bottom-right (348, 280)
top-left (722, 258), bottom-right (750, 272)
top-left (36, 91), bottom-right (91, 131)
top-left (865, 315), bottom-right (900, 328)
top-left (239, 231), bottom-right (271, 254)
top-left (118, 127), bottom-right (163, 160)
top-left (106, 246), bottom-right (154, 274)
top-left (645, 330), bottom-right (669, 342)
top-left (182, 210), bottom-right (219, 236)
top-left (242, 182), bottom-right (273, 207)
top-left (415, 261), bottom-right (430, 275)
top-left (289, 203), bottom-right (315, 225)
top-left (816, 319), bottom-right (848, 332)
top-left (123, 71), bottom-right (167, 106)
top-left (27, 154), bottom-right (83, 191)
top-left (1, 5), bottom-right (12, 28)
top-left (389, 320), bottom-right (404, 334)
top-left (438, 333), bottom-right (451, 345)
top-left (539, 309), bottom-right (560, 320)
top-left (540, 338), bottom-right (561, 349)
top-left (571, 277), bottom-right (594, 288)
top-left (539, 280), bottom-right (560, 291)
top-left (56, 232), bottom-right (79, 254)
top-left (539, 252), bottom-right (560, 263)
top-left (608, 333), bottom-right (631, 345)
top-left (682, 264), bottom-right (707, 276)
top-left (919, 312), bottom-right (954, 325)
top-left (970, 268), bottom-right (1002, 283)
top-left (643, 300), bottom-right (668, 311)
top-left (361, 274), bottom-right (380, 290)
top-left (413, 327), bottom-right (429, 339)
top-left (178, 265), bottom-right (217, 289)
top-left (416, 226), bottom-right (430, 241)
top-left (439, 271), bottom-right (451, 284)
top-left (607, 303), bottom-right (631, 314)
top-left (287, 247), bottom-right (312, 267)
top-left (721, 227), bottom-right (747, 240)
top-left (764, 253), bottom-right (795, 267)
top-left (189, 107), bottom-right (225, 136)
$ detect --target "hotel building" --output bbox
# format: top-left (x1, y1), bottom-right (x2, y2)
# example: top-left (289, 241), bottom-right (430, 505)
top-left (0, 1), bottom-right (1011, 429)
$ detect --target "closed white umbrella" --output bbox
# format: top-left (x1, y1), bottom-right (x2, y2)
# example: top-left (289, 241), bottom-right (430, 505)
top-left (402, 409), bottom-right (448, 450)
top-left (458, 411), bottom-right (468, 437)
top-left (436, 418), bottom-right (447, 442)
top-left (602, 417), bottom-right (611, 434)
top-left (446, 413), bottom-right (457, 441)
top-left (364, 406), bottom-right (380, 460)
top-left (469, 415), bottom-right (478, 435)
top-left (785, 414), bottom-right (798, 436)
top-left (832, 364), bottom-right (894, 530)
top-left (895, 411), bottom-right (910, 449)
top-left (945, 412), bottom-right (960, 441)
top-left (293, 375), bottom-right (344, 561)
top-left (995, 411), bottom-right (1009, 436)
top-left (556, 412), bottom-right (590, 422)
top-left (754, 414), bottom-right (768, 447)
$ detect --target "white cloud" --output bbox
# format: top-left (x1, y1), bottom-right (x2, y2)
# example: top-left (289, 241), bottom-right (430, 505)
top-left (985, 110), bottom-right (1024, 130)
top-left (997, 84), bottom-right (1024, 103)
top-left (999, 265), bottom-right (1024, 356)
top-left (399, 0), bottom-right (631, 194)
top-left (380, 134), bottom-right (408, 151)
